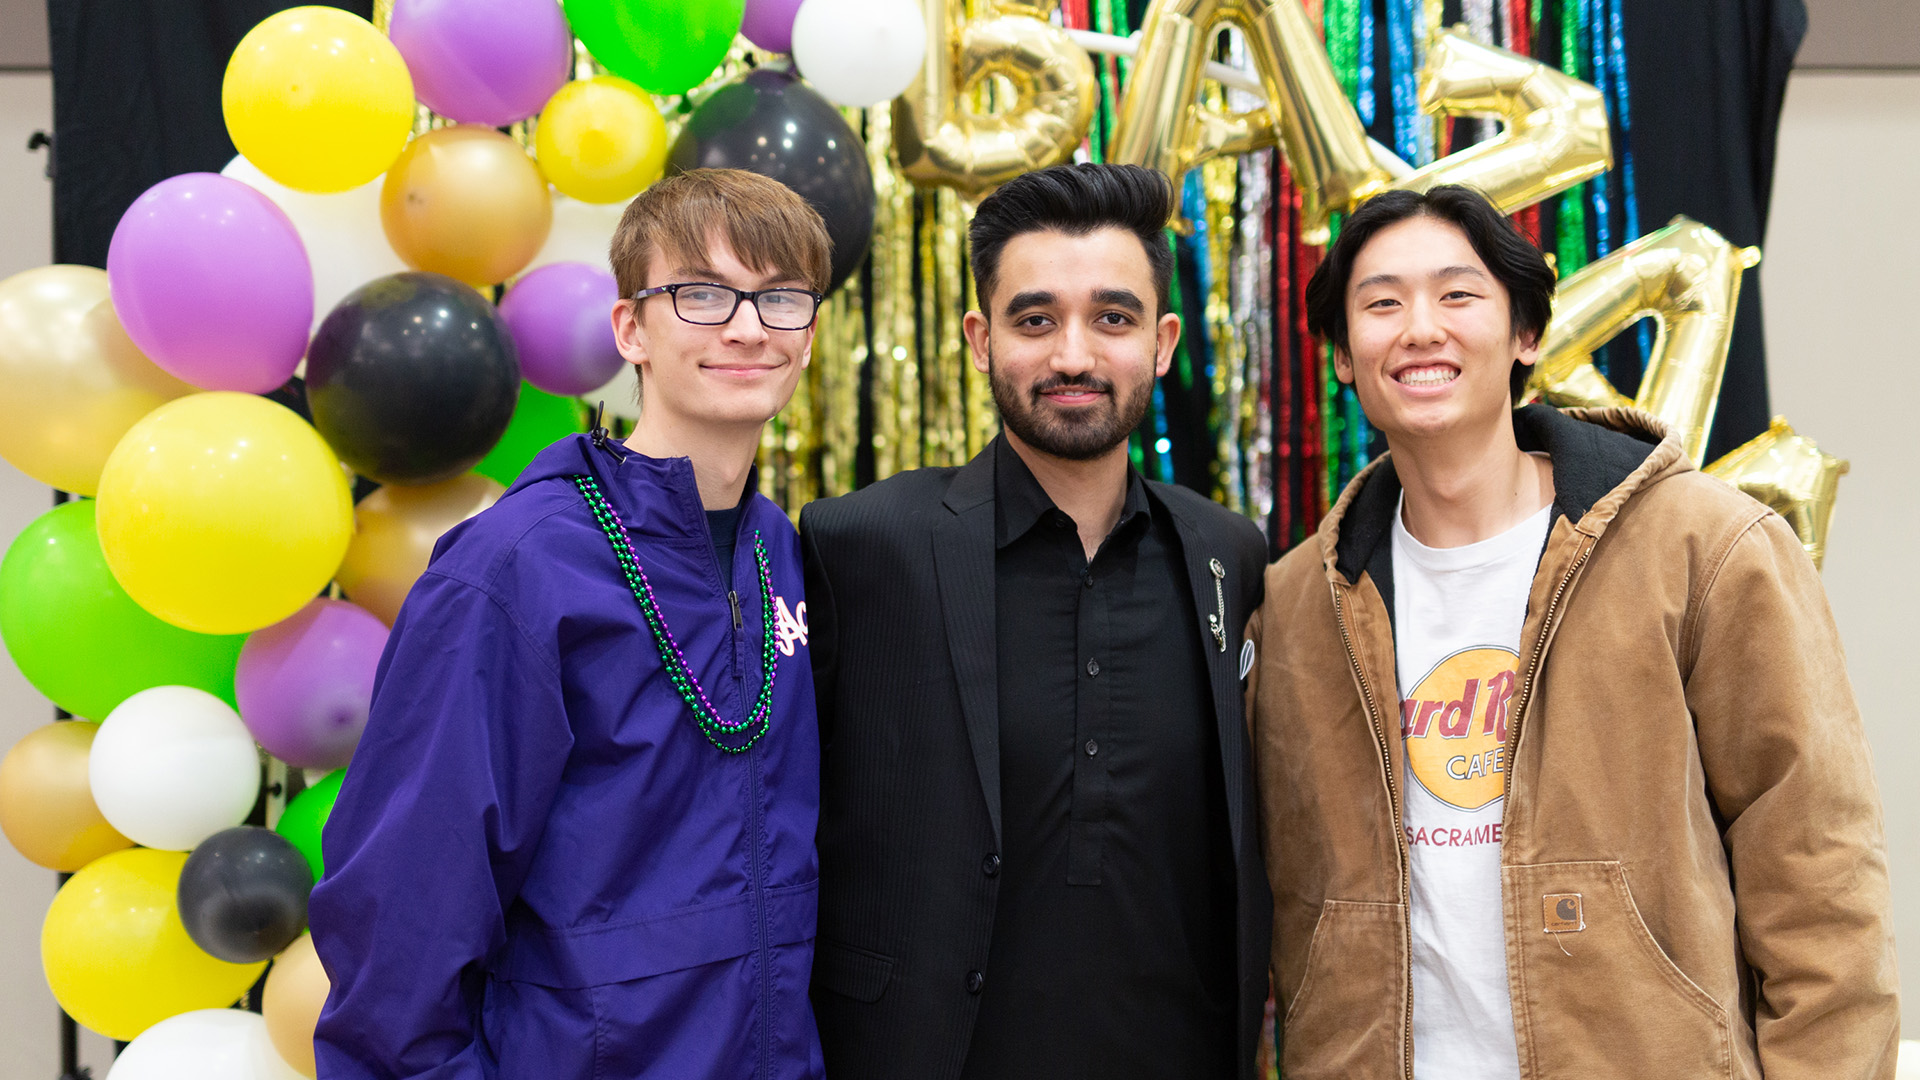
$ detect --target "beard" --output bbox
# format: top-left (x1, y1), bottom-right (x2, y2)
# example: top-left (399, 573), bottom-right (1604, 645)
top-left (988, 346), bottom-right (1156, 461)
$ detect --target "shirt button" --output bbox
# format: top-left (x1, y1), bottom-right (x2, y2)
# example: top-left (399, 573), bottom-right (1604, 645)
top-left (982, 853), bottom-right (1001, 877)
top-left (1085, 739), bottom-right (1099, 757)
top-left (1086, 659), bottom-right (1100, 676)
top-left (1082, 573), bottom-right (1094, 588)
top-left (966, 970), bottom-right (986, 994)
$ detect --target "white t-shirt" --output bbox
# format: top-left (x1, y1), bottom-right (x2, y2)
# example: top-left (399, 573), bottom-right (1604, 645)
top-left (1391, 491), bottom-right (1552, 1080)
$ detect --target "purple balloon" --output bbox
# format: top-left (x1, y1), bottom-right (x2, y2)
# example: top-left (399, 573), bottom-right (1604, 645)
top-left (499, 262), bottom-right (626, 397)
top-left (236, 599), bottom-right (389, 770)
top-left (390, 0), bottom-right (572, 127)
top-left (741, 0), bottom-right (808, 52)
top-left (106, 173), bottom-right (313, 393)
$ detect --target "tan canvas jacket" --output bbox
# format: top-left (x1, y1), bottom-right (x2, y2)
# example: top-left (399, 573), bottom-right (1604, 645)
top-left (1245, 405), bottom-right (1898, 1080)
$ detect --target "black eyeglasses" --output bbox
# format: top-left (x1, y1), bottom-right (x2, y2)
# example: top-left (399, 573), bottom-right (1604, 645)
top-left (631, 282), bottom-right (824, 331)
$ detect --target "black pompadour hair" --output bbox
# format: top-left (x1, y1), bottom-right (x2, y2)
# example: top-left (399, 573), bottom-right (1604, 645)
top-left (1304, 185), bottom-right (1557, 403)
top-left (967, 163), bottom-right (1176, 318)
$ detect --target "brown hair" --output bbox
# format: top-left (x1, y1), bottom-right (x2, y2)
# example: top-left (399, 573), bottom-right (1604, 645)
top-left (609, 169), bottom-right (832, 300)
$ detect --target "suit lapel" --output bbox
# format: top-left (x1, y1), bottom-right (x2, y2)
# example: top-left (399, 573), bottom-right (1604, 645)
top-left (933, 448), bottom-right (1002, 844)
top-left (1160, 496), bottom-right (1248, 860)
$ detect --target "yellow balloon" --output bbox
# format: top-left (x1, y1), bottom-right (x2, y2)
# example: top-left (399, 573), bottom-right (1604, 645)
top-left (381, 125), bottom-right (554, 286)
top-left (95, 393), bottom-right (354, 635)
top-left (263, 933), bottom-right (329, 1077)
top-left (41, 848), bottom-right (267, 1041)
top-left (534, 76), bottom-right (669, 205)
top-left (0, 721), bottom-right (134, 871)
top-left (222, 6), bottom-right (415, 194)
top-left (0, 266), bottom-right (193, 495)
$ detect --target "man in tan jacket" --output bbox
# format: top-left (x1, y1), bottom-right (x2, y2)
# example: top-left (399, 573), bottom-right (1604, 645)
top-left (1245, 184), bottom-right (1898, 1080)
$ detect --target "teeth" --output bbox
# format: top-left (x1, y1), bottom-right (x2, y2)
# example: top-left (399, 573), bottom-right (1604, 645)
top-left (1397, 367), bottom-right (1458, 386)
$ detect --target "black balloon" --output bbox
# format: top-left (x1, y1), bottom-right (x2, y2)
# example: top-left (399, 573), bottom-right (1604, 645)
top-left (177, 826), bottom-right (314, 964)
top-left (308, 272), bottom-right (521, 486)
top-left (668, 69), bottom-right (875, 294)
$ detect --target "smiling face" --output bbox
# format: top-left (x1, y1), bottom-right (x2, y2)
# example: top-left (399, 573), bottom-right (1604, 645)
top-left (612, 232), bottom-right (813, 433)
top-left (1335, 215), bottom-right (1539, 445)
top-left (963, 227), bottom-right (1180, 462)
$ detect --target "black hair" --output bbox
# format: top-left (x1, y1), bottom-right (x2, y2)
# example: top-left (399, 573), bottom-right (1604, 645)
top-left (967, 163), bottom-right (1176, 318)
top-left (1304, 185), bottom-right (1556, 403)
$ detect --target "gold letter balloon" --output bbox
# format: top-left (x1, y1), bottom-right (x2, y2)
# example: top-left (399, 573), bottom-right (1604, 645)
top-left (95, 393), bottom-right (355, 636)
top-left (893, 0), bottom-right (1097, 200)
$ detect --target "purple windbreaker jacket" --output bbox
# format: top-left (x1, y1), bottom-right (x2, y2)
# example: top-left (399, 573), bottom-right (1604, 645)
top-left (310, 434), bottom-right (823, 1080)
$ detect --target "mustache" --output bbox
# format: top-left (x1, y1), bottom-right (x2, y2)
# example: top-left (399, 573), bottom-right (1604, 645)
top-left (1029, 373), bottom-right (1114, 396)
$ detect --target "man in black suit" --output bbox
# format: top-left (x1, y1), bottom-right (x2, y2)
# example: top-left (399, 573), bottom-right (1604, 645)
top-left (801, 163), bottom-right (1271, 1080)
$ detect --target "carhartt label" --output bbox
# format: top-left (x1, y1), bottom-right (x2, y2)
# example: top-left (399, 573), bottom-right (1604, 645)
top-left (1543, 893), bottom-right (1585, 933)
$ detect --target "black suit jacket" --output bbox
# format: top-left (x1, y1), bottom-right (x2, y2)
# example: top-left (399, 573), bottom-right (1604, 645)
top-left (801, 442), bottom-right (1272, 1080)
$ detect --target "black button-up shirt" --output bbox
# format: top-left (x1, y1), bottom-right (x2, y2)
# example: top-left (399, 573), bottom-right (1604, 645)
top-left (960, 440), bottom-right (1237, 1079)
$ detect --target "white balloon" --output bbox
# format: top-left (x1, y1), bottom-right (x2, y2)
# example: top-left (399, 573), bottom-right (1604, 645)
top-left (222, 155), bottom-right (411, 335)
top-left (792, 0), bottom-right (927, 107)
top-left (525, 193), bottom-right (626, 277)
top-left (90, 686), bottom-right (261, 852)
top-left (109, 1009), bottom-right (304, 1080)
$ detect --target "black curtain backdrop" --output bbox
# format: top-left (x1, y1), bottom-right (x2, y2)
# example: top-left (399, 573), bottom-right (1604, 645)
top-left (47, 1), bottom-right (373, 271)
top-left (1621, 0), bottom-right (1805, 463)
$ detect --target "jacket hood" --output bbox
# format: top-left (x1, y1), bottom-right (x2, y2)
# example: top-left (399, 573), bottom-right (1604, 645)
top-left (1319, 405), bottom-right (1690, 586)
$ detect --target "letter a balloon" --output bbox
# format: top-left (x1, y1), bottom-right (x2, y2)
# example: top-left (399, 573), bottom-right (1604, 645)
top-left (95, 393), bottom-right (353, 635)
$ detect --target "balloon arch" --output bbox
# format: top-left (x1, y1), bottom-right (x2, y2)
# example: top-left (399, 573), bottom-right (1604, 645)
top-left (0, 0), bottom-right (1843, 1076)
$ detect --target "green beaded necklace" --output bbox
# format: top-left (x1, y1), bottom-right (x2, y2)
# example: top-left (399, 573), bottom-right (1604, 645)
top-left (571, 474), bottom-right (777, 753)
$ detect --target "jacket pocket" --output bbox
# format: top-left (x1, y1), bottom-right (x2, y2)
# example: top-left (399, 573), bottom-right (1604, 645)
top-left (1281, 899), bottom-right (1408, 1080)
top-left (811, 937), bottom-right (894, 1003)
top-left (1505, 861), bottom-right (1731, 1080)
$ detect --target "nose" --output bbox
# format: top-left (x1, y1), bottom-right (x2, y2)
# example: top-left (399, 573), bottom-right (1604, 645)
top-left (1049, 322), bottom-right (1097, 376)
top-left (1401, 295), bottom-right (1445, 349)
top-left (720, 294), bottom-right (770, 345)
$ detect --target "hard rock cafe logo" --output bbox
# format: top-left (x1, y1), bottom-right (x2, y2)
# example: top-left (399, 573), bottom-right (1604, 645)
top-left (1400, 647), bottom-right (1520, 812)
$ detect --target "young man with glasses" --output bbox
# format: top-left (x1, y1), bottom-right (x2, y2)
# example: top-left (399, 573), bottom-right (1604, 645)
top-left (311, 169), bottom-right (832, 1079)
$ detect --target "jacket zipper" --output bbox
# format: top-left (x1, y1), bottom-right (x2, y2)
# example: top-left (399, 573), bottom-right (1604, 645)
top-left (1501, 535), bottom-right (1596, 800)
top-left (1329, 581), bottom-right (1414, 1080)
top-left (729, 590), bottom-right (742, 628)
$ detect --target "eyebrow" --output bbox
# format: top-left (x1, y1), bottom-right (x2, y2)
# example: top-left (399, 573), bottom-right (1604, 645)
top-left (1003, 289), bottom-right (1056, 316)
top-left (670, 266), bottom-right (805, 288)
top-left (1353, 265), bottom-right (1491, 291)
top-left (1092, 288), bottom-right (1145, 314)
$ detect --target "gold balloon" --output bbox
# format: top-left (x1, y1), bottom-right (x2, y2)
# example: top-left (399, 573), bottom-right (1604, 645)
top-left (263, 932), bottom-right (329, 1077)
top-left (1391, 27), bottom-right (1611, 211)
top-left (1111, 0), bottom-right (1391, 244)
top-left (0, 721), bottom-right (134, 872)
top-left (380, 125), bottom-right (554, 286)
top-left (1531, 217), bottom-right (1760, 465)
top-left (1705, 417), bottom-right (1847, 570)
top-left (0, 266), bottom-right (193, 495)
top-left (334, 473), bottom-right (504, 625)
top-left (892, 0), bottom-right (1097, 200)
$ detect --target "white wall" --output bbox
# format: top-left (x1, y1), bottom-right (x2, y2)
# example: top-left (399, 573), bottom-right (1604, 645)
top-left (1763, 68), bottom-right (1920, 1032)
top-left (0, 68), bottom-right (117, 1080)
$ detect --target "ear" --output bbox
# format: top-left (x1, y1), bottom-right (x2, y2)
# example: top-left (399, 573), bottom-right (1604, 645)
top-left (1514, 328), bottom-right (1542, 369)
top-left (1154, 311), bottom-right (1180, 378)
top-left (963, 310), bottom-right (991, 375)
top-left (1332, 344), bottom-right (1356, 385)
top-left (613, 299), bottom-right (651, 383)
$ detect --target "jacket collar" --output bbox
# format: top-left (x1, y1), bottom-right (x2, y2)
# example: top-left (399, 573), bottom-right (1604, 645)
top-left (1320, 404), bottom-right (1689, 585)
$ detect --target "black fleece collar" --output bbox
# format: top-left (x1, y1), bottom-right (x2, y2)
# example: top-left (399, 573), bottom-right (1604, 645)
top-left (1331, 404), bottom-right (1661, 613)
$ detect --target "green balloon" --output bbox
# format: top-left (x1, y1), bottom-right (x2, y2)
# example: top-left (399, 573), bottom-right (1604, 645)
top-left (0, 500), bottom-right (245, 720)
top-left (277, 769), bottom-right (345, 882)
top-left (564, 0), bottom-right (745, 95)
top-left (474, 382), bottom-right (589, 488)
